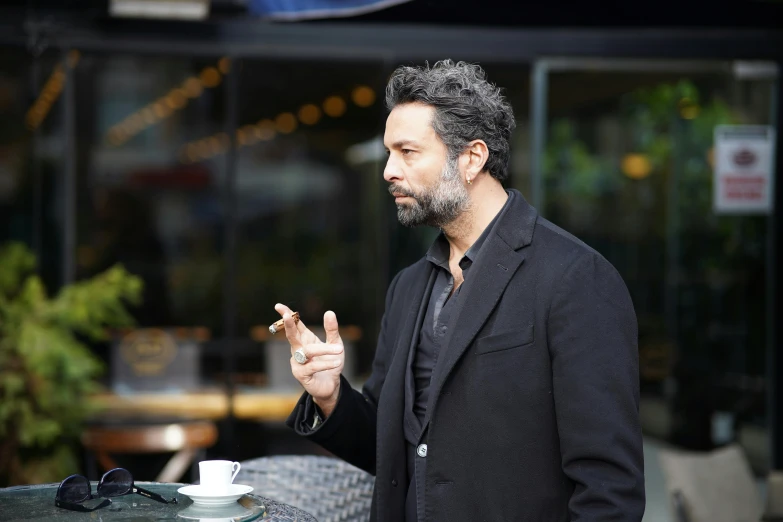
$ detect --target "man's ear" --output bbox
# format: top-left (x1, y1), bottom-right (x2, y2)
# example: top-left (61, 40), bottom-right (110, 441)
top-left (463, 140), bottom-right (489, 180)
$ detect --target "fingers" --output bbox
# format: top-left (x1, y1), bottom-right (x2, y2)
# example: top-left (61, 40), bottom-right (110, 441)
top-left (291, 355), bottom-right (343, 375)
top-left (294, 343), bottom-right (344, 361)
top-left (274, 303), bottom-right (294, 316)
top-left (275, 303), bottom-right (308, 335)
top-left (324, 310), bottom-right (342, 345)
top-left (282, 312), bottom-right (302, 351)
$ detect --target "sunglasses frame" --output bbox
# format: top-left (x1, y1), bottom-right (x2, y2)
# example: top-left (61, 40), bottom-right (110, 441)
top-left (55, 475), bottom-right (111, 512)
top-left (54, 467), bottom-right (177, 512)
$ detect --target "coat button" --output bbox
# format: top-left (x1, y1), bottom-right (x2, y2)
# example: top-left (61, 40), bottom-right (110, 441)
top-left (417, 444), bottom-right (428, 458)
top-left (392, 479), bottom-right (398, 487)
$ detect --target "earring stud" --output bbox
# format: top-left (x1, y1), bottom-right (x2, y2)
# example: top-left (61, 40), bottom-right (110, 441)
top-left (467, 177), bottom-right (473, 185)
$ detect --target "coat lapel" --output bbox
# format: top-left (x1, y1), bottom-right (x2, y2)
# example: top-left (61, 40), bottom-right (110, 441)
top-left (421, 190), bottom-right (538, 432)
top-left (377, 262), bottom-right (434, 425)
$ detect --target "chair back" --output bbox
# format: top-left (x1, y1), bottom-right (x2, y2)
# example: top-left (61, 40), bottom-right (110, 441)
top-left (764, 470), bottom-right (783, 519)
top-left (236, 455), bottom-right (374, 522)
top-left (658, 444), bottom-right (762, 522)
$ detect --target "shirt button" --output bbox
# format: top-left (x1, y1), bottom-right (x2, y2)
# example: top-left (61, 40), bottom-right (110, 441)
top-left (392, 479), bottom-right (398, 487)
top-left (417, 444), bottom-right (428, 458)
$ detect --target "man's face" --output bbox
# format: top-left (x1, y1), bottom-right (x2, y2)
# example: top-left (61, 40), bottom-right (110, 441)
top-left (383, 103), bottom-right (469, 228)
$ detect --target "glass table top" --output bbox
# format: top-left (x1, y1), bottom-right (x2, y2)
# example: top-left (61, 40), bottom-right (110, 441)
top-left (0, 482), bottom-right (317, 522)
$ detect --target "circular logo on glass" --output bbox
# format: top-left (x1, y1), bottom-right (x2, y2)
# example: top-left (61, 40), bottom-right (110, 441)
top-left (733, 149), bottom-right (756, 167)
top-left (120, 328), bottom-right (178, 376)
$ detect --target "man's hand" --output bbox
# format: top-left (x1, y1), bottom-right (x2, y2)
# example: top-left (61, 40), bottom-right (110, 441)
top-left (274, 303), bottom-right (344, 417)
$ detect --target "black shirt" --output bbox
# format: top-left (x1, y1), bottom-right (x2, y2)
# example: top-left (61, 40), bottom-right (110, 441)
top-left (403, 191), bottom-right (513, 522)
top-left (409, 227), bottom-right (490, 427)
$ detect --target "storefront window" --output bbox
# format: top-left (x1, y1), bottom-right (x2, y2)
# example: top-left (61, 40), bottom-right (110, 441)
top-left (232, 58), bottom-right (387, 380)
top-left (539, 61), bottom-right (776, 469)
top-left (73, 53), bottom-right (228, 334)
top-left (0, 48), bottom-right (64, 289)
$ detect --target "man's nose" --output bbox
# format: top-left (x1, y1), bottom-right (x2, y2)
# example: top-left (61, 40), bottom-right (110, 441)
top-left (383, 156), bottom-right (403, 183)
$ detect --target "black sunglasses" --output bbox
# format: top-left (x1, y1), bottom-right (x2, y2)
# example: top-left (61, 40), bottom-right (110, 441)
top-left (55, 467), bottom-right (178, 512)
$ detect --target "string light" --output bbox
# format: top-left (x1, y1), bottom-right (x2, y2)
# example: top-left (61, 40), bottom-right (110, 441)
top-left (621, 153), bottom-right (652, 180)
top-left (180, 86), bottom-right (376, 164)
top-left (183, 77), bottom-right (203, 98)
top-left (141, 107), bottom-right (157, 125)
top-left (25, 50), bottom-right (81, 131)
top-left (298, 104), bottom-right (321, 126)
top-left (275, 112), bottom-right (297, 134)
top-left (323, 95), bottom-right (347, 117)
top-left (106, 57), bottom-right (229, 147)
top-left (237, 125), bottom-right (260, 147)
top-left (256, 119), bottom-right (276, 141)
top-left (166, 89), bottom-right (188, 110)
top-left (153, 101), bottom-right (170, 119)
top-left (199, 67), bottom-right (221, 88)
top-left (351, 85), bottom-right (376, 108)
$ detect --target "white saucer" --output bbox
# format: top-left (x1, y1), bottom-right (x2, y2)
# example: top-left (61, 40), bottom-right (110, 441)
top-left (177, 484), bottom-right (254, 507)
top-left (177, 502), bottom-right (257, 520)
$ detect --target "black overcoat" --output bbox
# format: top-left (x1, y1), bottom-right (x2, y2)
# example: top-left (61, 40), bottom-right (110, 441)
top-left (288, 190), bottom-right (645, 521)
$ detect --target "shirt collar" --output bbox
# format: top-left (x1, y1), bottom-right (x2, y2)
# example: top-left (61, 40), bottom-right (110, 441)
top-left (425, 189), bottom-right (515, 271)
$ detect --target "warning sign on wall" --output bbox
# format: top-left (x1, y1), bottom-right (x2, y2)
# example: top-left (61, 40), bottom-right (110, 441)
top-left (714, 125), bottom-right (775, 215)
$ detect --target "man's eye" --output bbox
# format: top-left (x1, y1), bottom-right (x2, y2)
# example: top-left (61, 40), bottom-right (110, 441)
top-left (401, 149), bottom-right (413, 155)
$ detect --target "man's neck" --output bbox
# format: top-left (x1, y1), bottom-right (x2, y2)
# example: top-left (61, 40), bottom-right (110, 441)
top-left (442, 181), bottom-right (508, 260)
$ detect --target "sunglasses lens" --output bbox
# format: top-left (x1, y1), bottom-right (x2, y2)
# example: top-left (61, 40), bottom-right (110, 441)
top-left (57, 475), bottom-right (91, 503)
top-left (97, 468), bottom-right (133, 497)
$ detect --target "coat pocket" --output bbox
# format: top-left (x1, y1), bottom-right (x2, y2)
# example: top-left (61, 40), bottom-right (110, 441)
top-left (474, 324), bottom-right (534, 355)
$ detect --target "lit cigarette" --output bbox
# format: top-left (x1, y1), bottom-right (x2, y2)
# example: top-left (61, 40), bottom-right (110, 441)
top-left (269, 312), bottom-right (299, 334)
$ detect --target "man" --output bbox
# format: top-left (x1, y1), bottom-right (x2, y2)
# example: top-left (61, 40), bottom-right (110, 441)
top-left (275, 60), bottom-right (645, 521)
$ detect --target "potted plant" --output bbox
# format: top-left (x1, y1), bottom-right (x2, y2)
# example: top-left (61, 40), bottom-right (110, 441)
top-left (0, 241), bottom-right (142, 486)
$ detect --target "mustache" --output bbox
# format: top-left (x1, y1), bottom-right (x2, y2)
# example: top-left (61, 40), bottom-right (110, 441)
top-left (388, 184), bottom-right (417, 198)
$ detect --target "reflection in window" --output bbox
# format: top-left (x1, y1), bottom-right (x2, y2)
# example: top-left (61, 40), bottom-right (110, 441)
top-left (230, 60), bottom-right (387, 377)
top-left (74, 54), bottom-right (228, 334)
top-left (0, 48), bottom-right (63, 290)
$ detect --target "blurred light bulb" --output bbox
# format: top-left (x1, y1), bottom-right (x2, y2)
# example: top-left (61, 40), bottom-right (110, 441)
top-left (183, 77), bottom-right (203, 98)
top-left (200, 67), bottom-right (221, 88)
top-left (621, 153), bottom-right (652, 180)
top-left (153, 101), bottom-right (171, 118)
top-left (142, 107), bottom-right (157, 125)
top-left (276, 113), bottom-right (297, 134)
top-left (323, 96), bottom-right (347, 117)
top-left (236, 126), bottom-right (252, 146)
top-left (298, 104), bottom-right (321, 125)
top-left (255, 119), bottom-right (276, 141)
top-left (352, 86), bottom-right (376, 108)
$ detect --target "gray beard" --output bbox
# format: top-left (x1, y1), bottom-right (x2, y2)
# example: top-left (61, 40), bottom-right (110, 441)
top-left (392, 159), bottom-right (469, 228)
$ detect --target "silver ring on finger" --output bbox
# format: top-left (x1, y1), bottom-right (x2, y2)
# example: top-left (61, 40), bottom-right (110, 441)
top-left (294, 348), bottom-right (308, 365)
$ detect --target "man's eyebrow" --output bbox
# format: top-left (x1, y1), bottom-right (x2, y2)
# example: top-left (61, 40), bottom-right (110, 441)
top-left (385, 139), bottom-right (420, 150)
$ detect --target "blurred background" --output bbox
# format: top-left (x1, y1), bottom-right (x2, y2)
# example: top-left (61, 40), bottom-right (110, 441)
top-left (0, 0), bottom-right (781, 520)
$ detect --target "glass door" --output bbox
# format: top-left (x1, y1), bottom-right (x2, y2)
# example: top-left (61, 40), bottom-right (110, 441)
top-left (531, 58), bottom-right (777, 470)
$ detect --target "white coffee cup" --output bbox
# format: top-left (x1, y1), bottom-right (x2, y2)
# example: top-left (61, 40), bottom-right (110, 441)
top-left (198, 460), bottom-right (241, 493)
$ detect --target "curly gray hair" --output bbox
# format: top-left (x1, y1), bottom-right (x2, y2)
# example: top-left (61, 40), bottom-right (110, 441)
top-left (385, 60), bottom-right (516, 182)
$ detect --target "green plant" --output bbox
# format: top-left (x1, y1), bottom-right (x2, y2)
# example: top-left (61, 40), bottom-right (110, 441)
top-left (0, 242), bottom-right (142, 486)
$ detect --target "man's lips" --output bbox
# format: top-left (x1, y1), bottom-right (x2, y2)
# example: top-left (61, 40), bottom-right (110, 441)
top-left (389, 185), bottom-right (415, 200)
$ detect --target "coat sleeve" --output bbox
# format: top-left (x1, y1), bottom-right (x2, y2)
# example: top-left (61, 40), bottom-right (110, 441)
top-left (548, 251), bottom-right (645, 521)
top-left (285, 270), bottom-right (403, 476)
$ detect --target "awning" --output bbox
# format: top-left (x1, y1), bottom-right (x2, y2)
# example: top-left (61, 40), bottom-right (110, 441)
top-left (247, 0), bottom-right (414, 21)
